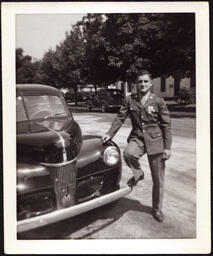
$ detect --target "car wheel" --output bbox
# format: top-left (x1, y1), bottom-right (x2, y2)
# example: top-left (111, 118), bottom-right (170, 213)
top-left (101, 103), bottom-right (107, 113)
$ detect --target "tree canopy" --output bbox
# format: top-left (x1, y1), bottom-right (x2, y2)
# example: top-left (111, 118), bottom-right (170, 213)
top-left (16, 13), bottom-right (195, 92)
top-left (16, 48), bottom-right (44, 84)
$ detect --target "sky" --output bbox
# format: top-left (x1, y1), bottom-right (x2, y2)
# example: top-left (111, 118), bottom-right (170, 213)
top-left (16, 14), bottom-right (85, 60)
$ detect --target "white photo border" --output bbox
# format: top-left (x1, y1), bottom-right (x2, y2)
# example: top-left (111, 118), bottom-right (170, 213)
top-left (2, 1), bottom-right (211, 254)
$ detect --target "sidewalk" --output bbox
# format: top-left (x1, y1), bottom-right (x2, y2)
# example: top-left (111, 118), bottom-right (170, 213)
top-left (68, 102), bottom-right (196, 118)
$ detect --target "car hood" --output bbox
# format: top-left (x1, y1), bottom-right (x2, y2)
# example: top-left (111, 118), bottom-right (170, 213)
top-left (17, 118), bottom-right (82, 164)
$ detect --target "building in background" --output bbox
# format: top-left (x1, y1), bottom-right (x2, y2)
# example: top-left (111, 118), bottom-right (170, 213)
top-left (152, 76), bottom-right (191, 99)
top-left (117, 76), bottom-right (192, 99)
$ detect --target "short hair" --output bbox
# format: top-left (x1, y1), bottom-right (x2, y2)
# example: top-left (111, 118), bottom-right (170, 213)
top-left (136, 70), bottom-right (152, 80)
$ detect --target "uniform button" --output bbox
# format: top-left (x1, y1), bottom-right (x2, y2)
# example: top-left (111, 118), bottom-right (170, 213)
top-left (141, 115), bottom-right (144, 118)
top-left (142, 122), bottom-right (145, 125)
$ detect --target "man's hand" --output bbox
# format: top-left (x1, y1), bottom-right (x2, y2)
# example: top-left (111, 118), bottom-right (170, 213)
top-left (162, 149), bottom-right (171, 160)
top-left (101, 134), bottom-right (111, 143)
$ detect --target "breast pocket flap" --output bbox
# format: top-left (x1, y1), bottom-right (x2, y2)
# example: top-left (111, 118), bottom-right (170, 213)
top-left (147, 131), bottom-right (162, 138)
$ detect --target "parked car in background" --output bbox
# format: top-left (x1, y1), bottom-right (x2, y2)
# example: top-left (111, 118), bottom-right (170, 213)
top-left (64, 91), bottom-right (88, 103)
top-left (176, 87), bottom-right (196, 105)
top-left (16, 84), bottom-right (131, 234)
top-left (86, 88), bottom-right (124, 112)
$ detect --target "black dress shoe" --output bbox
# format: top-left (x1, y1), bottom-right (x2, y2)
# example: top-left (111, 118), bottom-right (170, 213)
top-left (153, 210), bottom-right (164, 222)
top-left (127, 173), bottom-right (144, 187)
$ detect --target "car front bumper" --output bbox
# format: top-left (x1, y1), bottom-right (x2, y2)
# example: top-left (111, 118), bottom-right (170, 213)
top-left (17, 186), bottom-right (132, 233)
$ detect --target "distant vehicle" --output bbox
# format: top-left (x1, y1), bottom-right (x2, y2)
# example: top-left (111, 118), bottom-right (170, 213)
top-left (64, 91), bottom-right (88, 103)
top-left (16, 84), bottom-right (131, 233)
top-left (176, 88), bottom-right (196, 105)
top-left (86, 88), bottom-right (124, 112)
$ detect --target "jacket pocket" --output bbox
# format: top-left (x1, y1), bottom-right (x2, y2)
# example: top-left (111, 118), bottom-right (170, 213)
top-left (147, 130), bottom-right (162, 138)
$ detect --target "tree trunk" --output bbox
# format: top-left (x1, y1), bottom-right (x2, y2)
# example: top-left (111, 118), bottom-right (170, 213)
top-left (174, 75), bottom-right (181, 96)
top-left (123, 81), bottom-right (129, 97)
top-left (190, 71), bottom-right (195, 88)
top-left (74, 84), bottom-right (78, 106)
top-left (94, 84), bottom-right (97, 95)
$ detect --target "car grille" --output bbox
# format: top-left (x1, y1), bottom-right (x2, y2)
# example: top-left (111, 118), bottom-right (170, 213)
top-left (48, 162), bottom-right (77, 209)
top-left (17, 190), bottom-right (55, 221)
top-left (76, 176), bottom-right (104, 203)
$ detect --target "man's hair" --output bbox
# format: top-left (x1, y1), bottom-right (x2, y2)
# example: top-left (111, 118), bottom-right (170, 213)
top-left (136, 70), bottom-right (152, 80)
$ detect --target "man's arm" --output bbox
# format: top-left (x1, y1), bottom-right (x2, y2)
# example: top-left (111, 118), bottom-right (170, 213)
top-left (102, 96), bottom-right (129, 142)
top-left (158, 98), bottom-right (172, 159)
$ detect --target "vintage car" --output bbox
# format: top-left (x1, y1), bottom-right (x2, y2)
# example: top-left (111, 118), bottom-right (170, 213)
top-left (64, 90), bottom-right (88, 103)
top-left (86, 88), bottom-right (123, 112)
top-left (16, 84), bottom-right (131, 233)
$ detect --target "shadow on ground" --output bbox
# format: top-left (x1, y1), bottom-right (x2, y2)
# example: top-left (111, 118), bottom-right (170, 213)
top-left (17, 197), bottom-right (152, 239)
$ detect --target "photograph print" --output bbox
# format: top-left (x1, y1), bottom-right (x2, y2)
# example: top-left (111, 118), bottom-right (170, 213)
top-left (16, 12), bottom-right (196, 239)
top-left (2, 1), bottom-right (211, 254)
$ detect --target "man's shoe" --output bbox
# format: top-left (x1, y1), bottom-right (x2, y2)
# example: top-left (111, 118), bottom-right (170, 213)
top-left (127, 173), bottom-right (144, 187)
top-left (153, 210), bottom-right (164, 222)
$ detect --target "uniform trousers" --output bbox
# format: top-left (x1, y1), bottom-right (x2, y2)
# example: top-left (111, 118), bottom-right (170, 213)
top-left (123, 138), bottom-right (165, 212)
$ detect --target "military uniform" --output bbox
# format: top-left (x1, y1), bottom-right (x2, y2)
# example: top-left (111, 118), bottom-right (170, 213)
top-left (106, 92), bottom-right (172, 212)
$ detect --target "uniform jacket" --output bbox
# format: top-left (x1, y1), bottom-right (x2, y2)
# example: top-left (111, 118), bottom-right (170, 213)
top-left (107, 92), bottom-right (172, 155)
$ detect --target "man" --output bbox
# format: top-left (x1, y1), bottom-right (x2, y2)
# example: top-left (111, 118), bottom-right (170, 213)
top-left (102, 70), bottom-right (172, 222)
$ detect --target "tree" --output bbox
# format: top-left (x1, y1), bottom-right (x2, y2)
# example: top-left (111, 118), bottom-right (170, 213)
top-left (77, 14), bottom-right (112, 87)
top-left (40, 25), bottom-right (86, 104)
top-left (78, 13), bottom-right (195, 94)
top-left (40, 49), bottom-right (62, 87)
top-left (18, 13), bottom-right (195, 97)
top-left (16, 48), bottom-right (44, 84)
top-left (147, 13), bottom-right (195, 95)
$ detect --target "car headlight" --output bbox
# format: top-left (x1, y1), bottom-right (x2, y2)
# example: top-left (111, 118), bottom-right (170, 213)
top-left (103, 146), bottom-right (120, 166)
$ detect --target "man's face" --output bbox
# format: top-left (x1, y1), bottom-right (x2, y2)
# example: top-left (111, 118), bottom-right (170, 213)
top-left (137, 74), bottom-right (152, 94)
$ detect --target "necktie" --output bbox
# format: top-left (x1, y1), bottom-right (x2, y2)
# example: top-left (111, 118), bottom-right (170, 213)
top-left (141, 96), bottom-right (146, 106)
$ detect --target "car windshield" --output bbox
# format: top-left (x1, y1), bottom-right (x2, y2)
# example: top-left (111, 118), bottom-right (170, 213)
top-left (17, 95), bottom-right (67, 122)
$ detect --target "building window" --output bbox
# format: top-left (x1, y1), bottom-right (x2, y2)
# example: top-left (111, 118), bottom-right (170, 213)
top-left (161, 76), bottom-right (166, 92)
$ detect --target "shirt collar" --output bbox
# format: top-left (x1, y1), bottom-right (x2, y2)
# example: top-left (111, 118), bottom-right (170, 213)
top-left (141, 91), bottom-right (151, 105)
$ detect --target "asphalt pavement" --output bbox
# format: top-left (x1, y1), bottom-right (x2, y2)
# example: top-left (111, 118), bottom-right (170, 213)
top-left (68, 102), bottom-right (196, 118)
top-left (71, 112), bottom-right (196, 239)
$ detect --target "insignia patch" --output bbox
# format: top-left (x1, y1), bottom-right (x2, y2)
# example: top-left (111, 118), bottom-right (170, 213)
top-left (147, 105), bottom-right (156, 114)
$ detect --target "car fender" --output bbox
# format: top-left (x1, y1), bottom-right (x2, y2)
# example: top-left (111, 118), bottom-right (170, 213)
top-left (17, 163), bottom-right (52, 195)
top-left (76, 135), bottom-right (121, 180)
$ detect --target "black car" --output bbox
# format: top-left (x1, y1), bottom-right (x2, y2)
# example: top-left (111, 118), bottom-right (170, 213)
top-left (64, 91), bottom-right (88, 103)
top-left (86, 88), bottom-right (123, 112)
top-left (16, 84), bottom-right (131, 233)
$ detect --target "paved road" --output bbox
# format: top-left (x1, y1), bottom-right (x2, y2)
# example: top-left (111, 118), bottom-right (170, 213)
top-left (20, 112), bottom-right (196, 239)
top-left (72, 111), bottom-right (196, 138)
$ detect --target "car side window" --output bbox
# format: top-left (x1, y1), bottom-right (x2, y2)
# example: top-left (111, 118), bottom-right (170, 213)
top-left (50, 96), bottom-right (66, 114)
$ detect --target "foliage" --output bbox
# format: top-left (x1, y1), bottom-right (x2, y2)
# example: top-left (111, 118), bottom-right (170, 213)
top-left (16, 13), bottom-right (195, 95)
top-left (78, 13), bottom-right (195, 83)
top-left (39, 25), bottom-right (85, 103)
top-left (149, 14), bottom-right (195, 79)
top-left (16, 48), bottom-right (44, 84)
